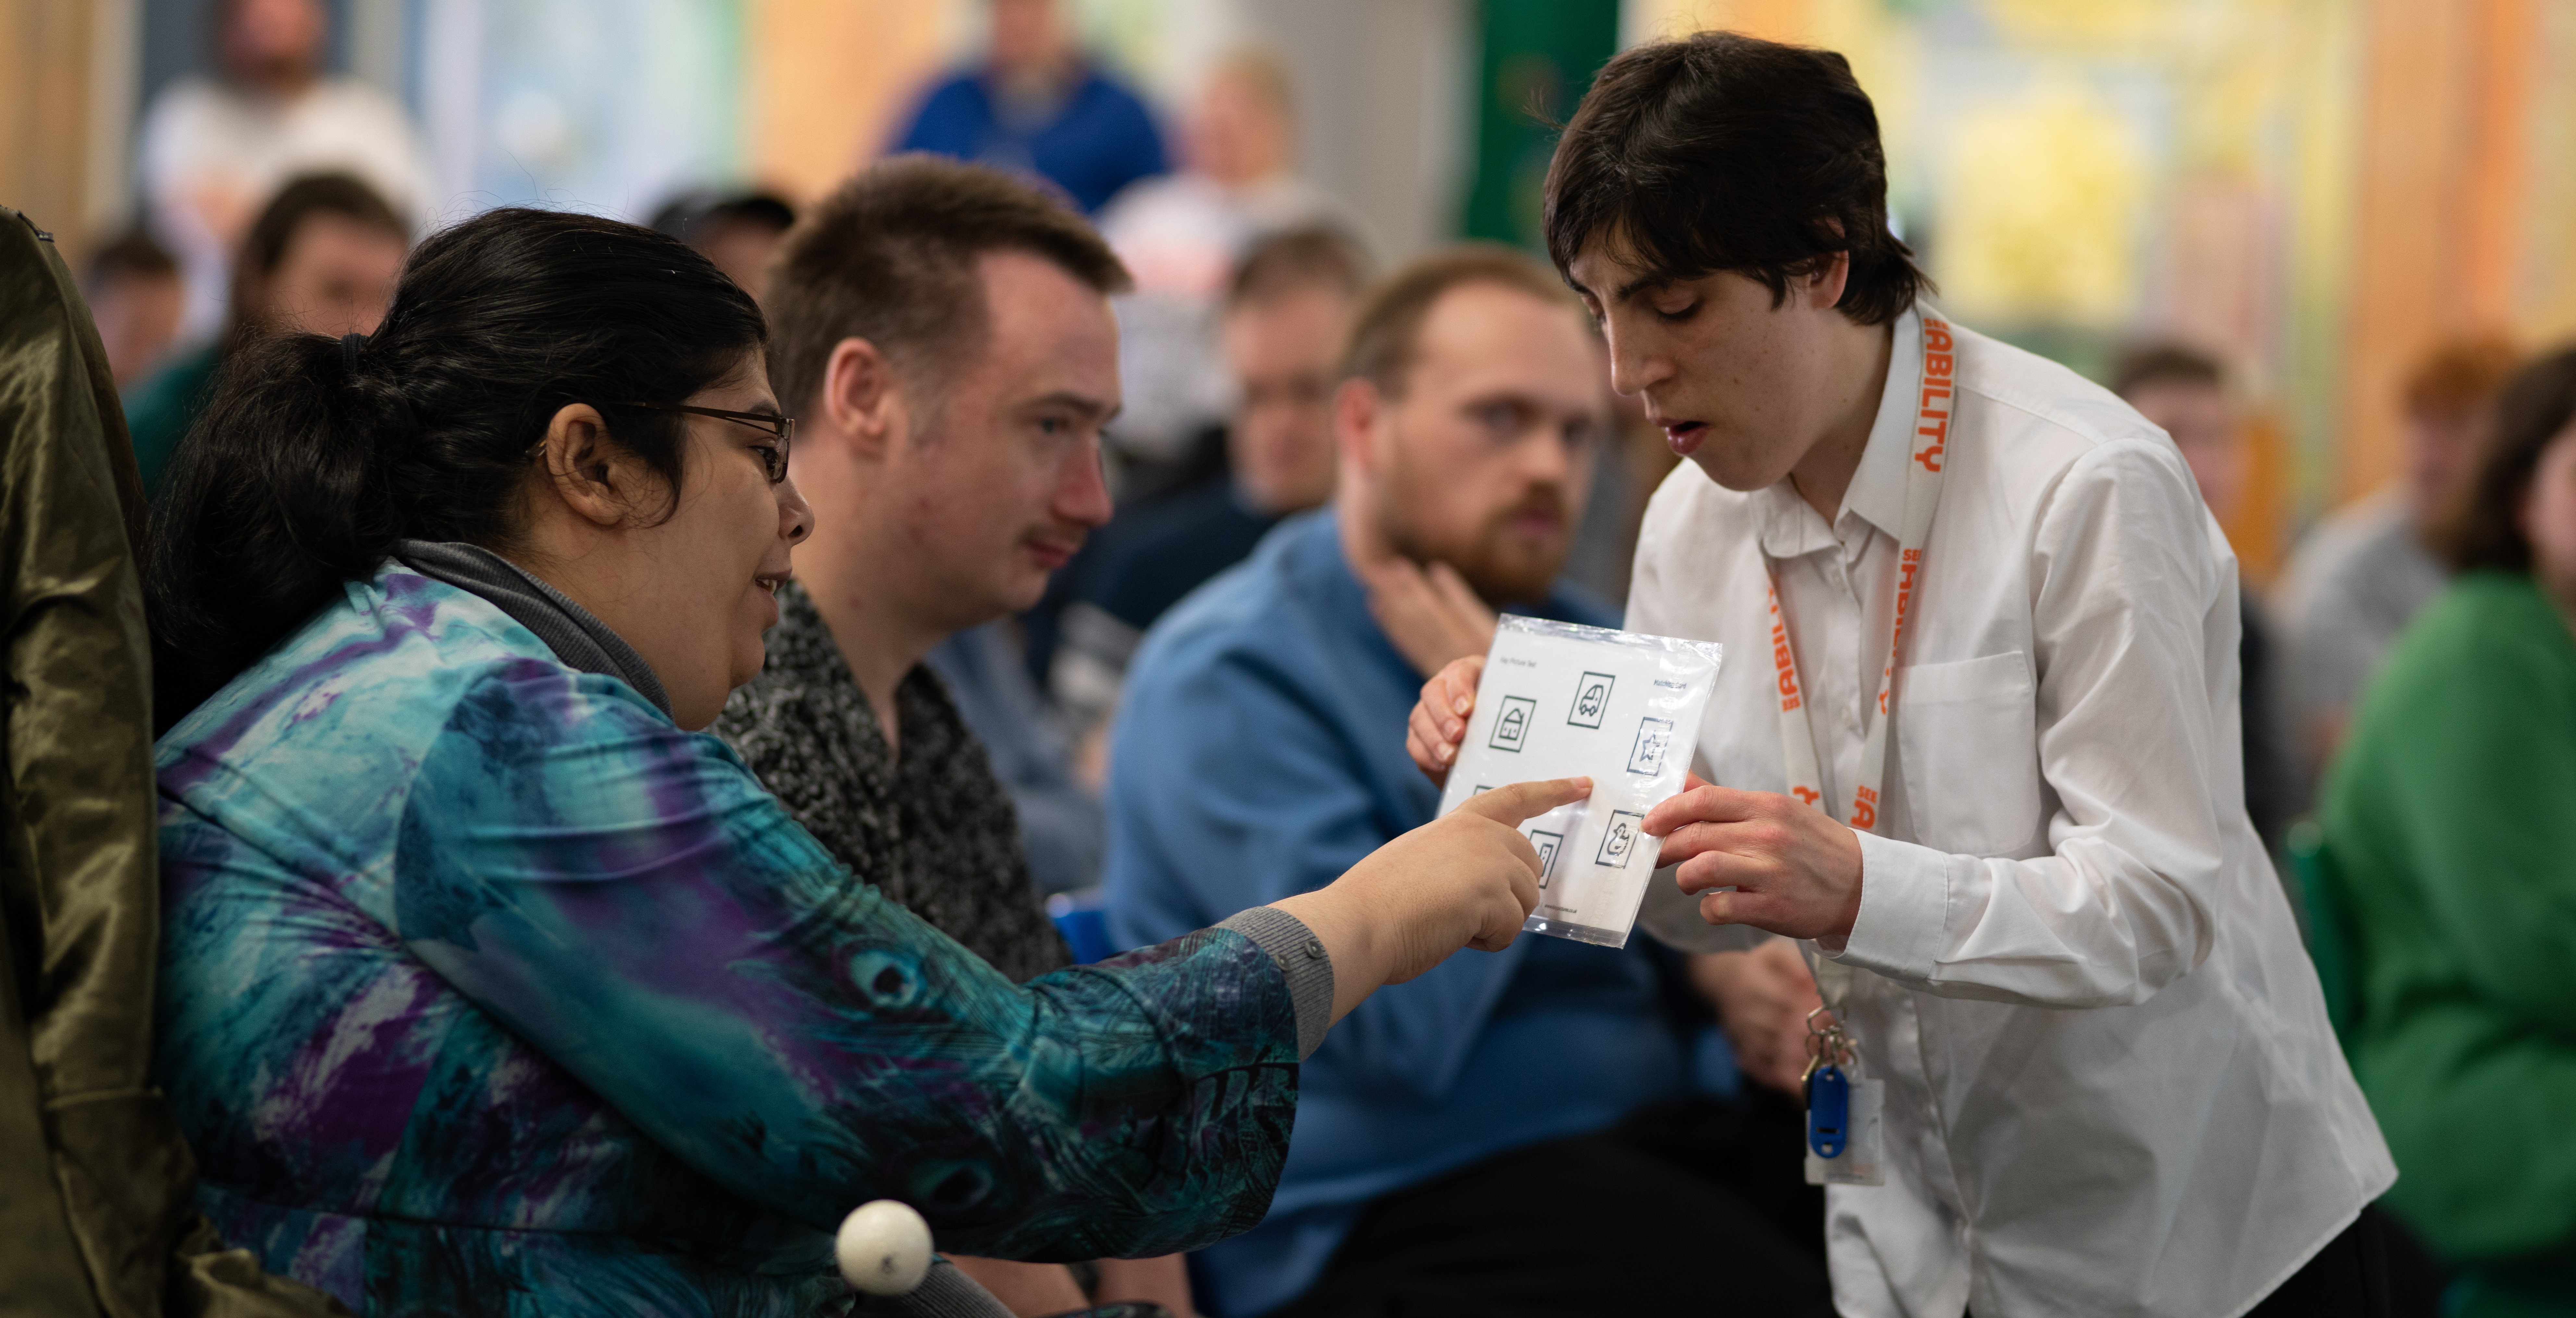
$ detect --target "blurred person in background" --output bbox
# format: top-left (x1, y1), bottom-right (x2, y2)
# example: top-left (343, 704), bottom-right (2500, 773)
top-left (921, 615), bottom-right (1104, 900)
top-left (2113, 342), bottom-right (2298, 854)
top-left (1045, 225), bottom-right (1369, 765)
top-left (890, 0), bottom-right (1165, 216)
top-left (648, 188), bottom-right (798, 306)
top-left (2318, 345), bottom-right (2576, 1318)
top-left (2280, 336), bottom-right (2519, 771)
top-left (1105, 248), bottom-right (1831, 1318)
top-left (1098, 50), bottom-right (1358, 470)
top-left (83, 225), bottom-right (185, 389)
top-left (124, 171), bottom-right (408, 499)
top-left (712, 157), bottom-right (1183, 1313)
top-left (137, 0), bottom-right (436, 347)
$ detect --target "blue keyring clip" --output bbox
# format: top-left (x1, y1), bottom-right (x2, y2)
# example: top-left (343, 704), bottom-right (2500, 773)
top-left (1807, 1063), bottom-right (1851, 1159)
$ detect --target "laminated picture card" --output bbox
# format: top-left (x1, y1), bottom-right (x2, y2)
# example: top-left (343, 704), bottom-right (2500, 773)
top-left (1436, 616), bottom-right (1724, 947)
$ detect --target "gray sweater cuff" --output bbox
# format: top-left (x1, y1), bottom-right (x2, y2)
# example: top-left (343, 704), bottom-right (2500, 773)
top-left (851, 1257), bottom-right (1013, 1316)
top-left (1217, 906), bottom-right (1335, 1060)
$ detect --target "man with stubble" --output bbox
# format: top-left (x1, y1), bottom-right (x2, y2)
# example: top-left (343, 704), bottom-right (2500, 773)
top-left (715, 155), bottom-right (1191, 1316)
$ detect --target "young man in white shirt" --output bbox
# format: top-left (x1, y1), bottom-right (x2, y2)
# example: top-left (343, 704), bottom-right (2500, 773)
top-left (1407, 31), bottom-right (2393, 1318)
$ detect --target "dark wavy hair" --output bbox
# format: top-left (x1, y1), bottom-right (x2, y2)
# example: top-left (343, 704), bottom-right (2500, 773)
top-left (2430, 344), bottom-right (2576, 574)
top-left (146, 206), bottom-right (767, 725)
top-left (1543, 30), bottom-right (1928, 326)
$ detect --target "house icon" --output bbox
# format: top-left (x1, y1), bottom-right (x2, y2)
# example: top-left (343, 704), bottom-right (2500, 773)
top-left (1488, 696), bottom-right (1538, 752)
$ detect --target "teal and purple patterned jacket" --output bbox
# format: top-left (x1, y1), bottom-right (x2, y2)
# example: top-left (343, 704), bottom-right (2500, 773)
top-left (152, 562), bottom-right (1301, 1316)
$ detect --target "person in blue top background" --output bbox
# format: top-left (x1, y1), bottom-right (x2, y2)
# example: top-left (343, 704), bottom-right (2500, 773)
top-left (1037, 226), bottom-right (1371, 768)
top-left (891, 0), bottom-right (1168, 214)
top-left (1103, 249), bottom-right (1832, 1318)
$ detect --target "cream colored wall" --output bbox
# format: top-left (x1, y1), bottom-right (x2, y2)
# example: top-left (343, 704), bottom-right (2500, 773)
top-left (0, 0), bottom-right (137, 264)
top-left (2338, 0), bottom-right (2520, 505)
top-left (742, 0), bottom-right (962, 206)
top-left (2340, 0), bottom-right (2576, 504)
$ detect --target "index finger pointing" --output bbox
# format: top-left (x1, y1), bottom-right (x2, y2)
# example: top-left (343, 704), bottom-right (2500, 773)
top-left (1463, 777), bottom-right (1592, 828)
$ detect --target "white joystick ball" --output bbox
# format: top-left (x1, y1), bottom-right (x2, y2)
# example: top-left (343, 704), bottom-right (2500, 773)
top-left (837, 1199), bottom-right (933, 1296)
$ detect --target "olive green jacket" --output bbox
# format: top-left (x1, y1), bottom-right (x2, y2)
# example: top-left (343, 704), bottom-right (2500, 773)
top-left (0, 207), bottom-right (342, 1316)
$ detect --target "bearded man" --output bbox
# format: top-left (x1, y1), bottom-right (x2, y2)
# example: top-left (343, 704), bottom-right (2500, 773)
top-left (1101, 247), bottom-right (1833, 1318)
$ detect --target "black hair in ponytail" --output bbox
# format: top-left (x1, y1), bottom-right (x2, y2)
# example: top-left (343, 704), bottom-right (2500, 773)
top-left (146, 206), bottom-right (767, 727)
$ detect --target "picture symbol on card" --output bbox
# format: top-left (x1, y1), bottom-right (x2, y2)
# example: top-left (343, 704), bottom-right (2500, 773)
top-left (1627, 717), bottom-right (1674, 775)
top-left (1568, 671), bottom-right (1616, 729)
top-left (1488, 696), bottom-right (1537, 752)
top-left (1594, 810), bottom-right (1646, 868)
top-left (1526, 829), bottom-right (1564, 888)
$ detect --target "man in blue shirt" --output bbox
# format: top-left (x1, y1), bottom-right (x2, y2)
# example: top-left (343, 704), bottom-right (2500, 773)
top-left (1105, 249), bottom-right (1830, 1316)
top-left (1041, 226), bottom-right (1370, 751)
top-left (891, 0), bottom-right (1166, 214)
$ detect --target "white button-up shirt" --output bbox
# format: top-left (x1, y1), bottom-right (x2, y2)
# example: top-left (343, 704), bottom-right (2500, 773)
top-left (1627, 308), bottom-right (2393, 1318)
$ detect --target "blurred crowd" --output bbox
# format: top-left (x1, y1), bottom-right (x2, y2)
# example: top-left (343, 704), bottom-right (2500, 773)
top-left (61, 0), bottom-right (2576, 1315)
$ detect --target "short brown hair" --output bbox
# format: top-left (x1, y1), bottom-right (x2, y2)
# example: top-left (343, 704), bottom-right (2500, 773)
top-left (85, 224), bottom-right (178, 291)
top-left (242, 173), bottom-right (406, 278)
top-left (2403, 335), bottom-right (2519, 418)
top-left (767, 154), bottom-right (1131, 413)
top-left (2111, 342), bottom-right (2224, 400)
top-left (1544, 31), bottom-right (1927, 326)
top-left (2429, 344), bottom-right (2576, 573)
top-left (1225, 224), bottom-right (1370, 312)
top-left (1341, 245), bottom-right (1584, 396)
top-left (231, 173), bottom-right (407, 342)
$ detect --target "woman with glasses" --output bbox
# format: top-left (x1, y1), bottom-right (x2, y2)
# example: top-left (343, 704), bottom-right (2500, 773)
top-left (145, 207), bottom-right (1575, 1317)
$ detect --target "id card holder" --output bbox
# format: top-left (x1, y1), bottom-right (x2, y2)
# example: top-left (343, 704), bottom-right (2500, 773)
top-left (1803, 1063), bottom-right (1886, 1187)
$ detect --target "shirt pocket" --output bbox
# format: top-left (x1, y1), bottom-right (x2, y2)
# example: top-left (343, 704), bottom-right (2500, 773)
top-left (1895, 651), bottom-right (2040, 857)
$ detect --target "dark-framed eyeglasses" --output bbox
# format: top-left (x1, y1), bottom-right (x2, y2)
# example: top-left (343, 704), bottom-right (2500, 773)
top-left (609, 401), bottom-right (796, 483)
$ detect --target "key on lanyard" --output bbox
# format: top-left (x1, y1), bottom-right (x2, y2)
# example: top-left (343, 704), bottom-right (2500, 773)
top-left (1802, 1005), bottom-right (1856, 1160)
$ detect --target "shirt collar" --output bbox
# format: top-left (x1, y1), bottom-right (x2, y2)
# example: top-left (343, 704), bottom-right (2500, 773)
top-left (1754, 304), bottom-right (1925, 560)
top-left (393, 539), bottom-right (673, 717)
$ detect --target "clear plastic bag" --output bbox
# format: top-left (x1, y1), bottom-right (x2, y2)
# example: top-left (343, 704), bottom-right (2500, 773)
top-left (1435, 615), bottom-right (1724, 948)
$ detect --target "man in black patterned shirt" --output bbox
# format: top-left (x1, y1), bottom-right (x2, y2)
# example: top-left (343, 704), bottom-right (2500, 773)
top-left (712, 157), bottom-right (1189, 1314)
top-left (715, 154), bottom-right (1123, 986)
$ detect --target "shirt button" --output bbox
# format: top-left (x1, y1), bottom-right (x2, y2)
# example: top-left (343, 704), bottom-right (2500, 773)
top-left (1304, 937), bottom-right (1325, 960)
top-left (1842, 704), bottom-right (1859, 732)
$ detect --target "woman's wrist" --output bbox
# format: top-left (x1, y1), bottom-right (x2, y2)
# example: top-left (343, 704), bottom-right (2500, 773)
top-left (1214, 906), bottom-right (1337, 1058)
top-left (1269, 889), bottom-right (1382, 1025)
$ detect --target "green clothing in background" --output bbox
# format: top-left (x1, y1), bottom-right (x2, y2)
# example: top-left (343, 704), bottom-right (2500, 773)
top-left (119, 342), bottom-right (219, 501)
top-left (0, 207), bottom-right (343, 1316)
top-left (2323, 572), bottom-right (2576, 1317)
top-left (1459, 0), bottom-right (1619, 250)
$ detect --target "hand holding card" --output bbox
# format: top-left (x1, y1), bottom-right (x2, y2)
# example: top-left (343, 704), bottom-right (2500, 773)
top-left (1414, 615), bottom-right (1724, 948)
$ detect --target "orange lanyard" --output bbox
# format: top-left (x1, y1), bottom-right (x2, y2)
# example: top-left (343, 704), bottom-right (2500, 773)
top-left (1765, 305), bottom-right (1955, 1011)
